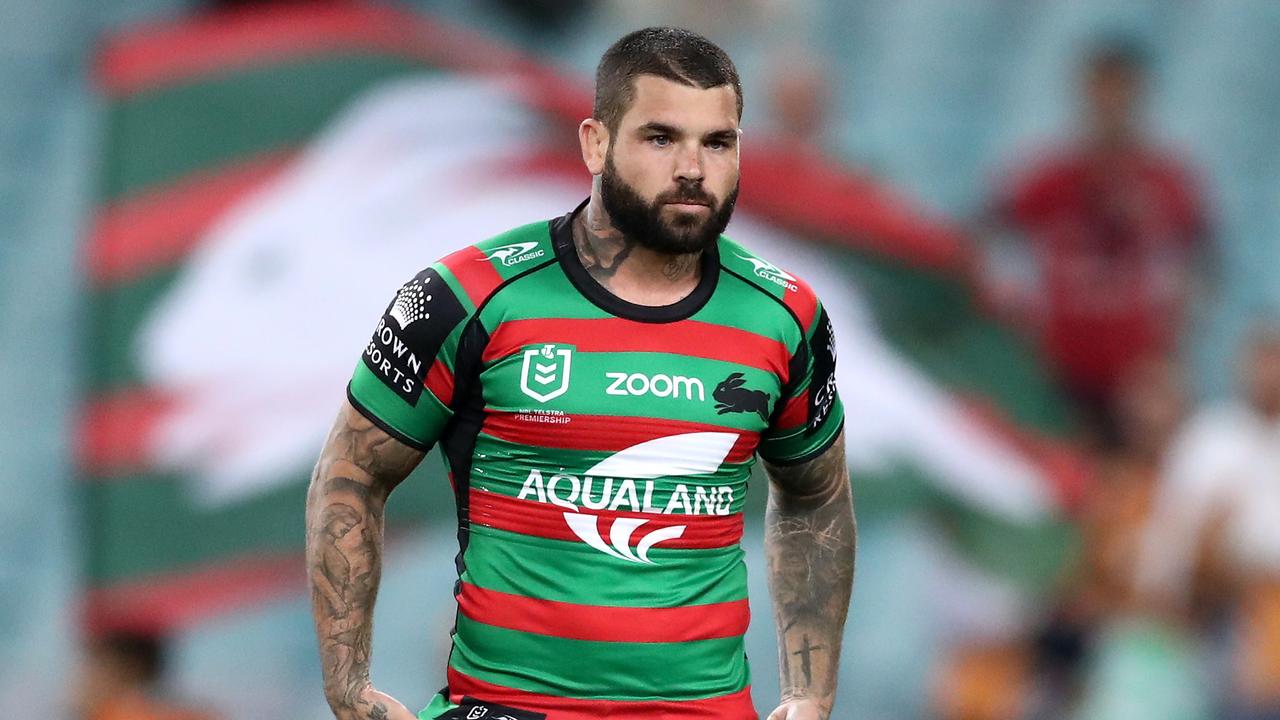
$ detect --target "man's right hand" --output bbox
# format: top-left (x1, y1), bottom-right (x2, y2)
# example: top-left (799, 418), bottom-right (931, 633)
top-left (336, 686), bottom-right (418, 720)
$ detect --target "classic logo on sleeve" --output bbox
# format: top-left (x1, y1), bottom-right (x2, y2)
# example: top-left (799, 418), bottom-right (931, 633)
top-left (485, 241), bottom-right (545, 267)
top-left (362, 268), bottom-right (466, 405)
top-left (519, 344), bottom-right (573, 402)
top-left (735, 253), bottom-right (799, 292)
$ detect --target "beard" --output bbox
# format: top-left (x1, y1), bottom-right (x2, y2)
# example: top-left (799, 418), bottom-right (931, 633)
top-left (600, 154), bottom-right (739, 255)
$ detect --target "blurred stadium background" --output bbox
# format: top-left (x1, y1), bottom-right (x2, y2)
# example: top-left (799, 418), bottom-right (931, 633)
top-left (2, 1), bottom-right (1279, 718)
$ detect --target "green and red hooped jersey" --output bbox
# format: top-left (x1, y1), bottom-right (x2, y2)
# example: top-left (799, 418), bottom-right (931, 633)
top-left (348, 201), bottom-right (844, 720)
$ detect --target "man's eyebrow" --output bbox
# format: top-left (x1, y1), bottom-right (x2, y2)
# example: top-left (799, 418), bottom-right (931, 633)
top-left (637, 122), bottom-right (681, 135)
top-left (636, 123), bottom-right (740, 140)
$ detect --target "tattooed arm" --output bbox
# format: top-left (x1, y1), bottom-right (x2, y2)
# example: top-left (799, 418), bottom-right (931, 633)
top-left (306, 400), bottom-right (425, 720)
top-left (762, 431), bottom-right (855, 720)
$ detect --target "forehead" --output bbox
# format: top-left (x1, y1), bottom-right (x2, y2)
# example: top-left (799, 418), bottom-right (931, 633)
top-left (619, 74), bottom-right (739, 131)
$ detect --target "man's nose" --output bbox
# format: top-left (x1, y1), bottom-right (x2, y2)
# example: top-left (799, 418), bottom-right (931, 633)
top-left (675, 141), bottom-right (704, 182)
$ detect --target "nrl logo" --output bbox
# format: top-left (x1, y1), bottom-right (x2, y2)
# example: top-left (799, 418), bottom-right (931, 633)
top-left (486, 241), bottom-right (545, 267)
top-left (520, 344), bottom-right (573, 403)
top-left (735, 253), bottom-right (799, 292)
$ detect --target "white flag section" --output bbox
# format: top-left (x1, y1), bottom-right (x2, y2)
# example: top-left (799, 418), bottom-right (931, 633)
top-left (138, 75), bottom-right (1055, 539)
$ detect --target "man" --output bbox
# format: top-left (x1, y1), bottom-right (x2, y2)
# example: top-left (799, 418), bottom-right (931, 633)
top-left (1136, 324), bottom-right (1280, 718)
top-left (306, 27), bottom-right (854, 720)
top-left (76, 631), bottom-right (217, 720)
top-left (986, 39), bottom-right (1209, 445)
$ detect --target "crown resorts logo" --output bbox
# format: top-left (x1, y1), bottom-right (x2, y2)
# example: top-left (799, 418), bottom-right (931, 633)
top-left (388, 277), bottom-right (432, 328)
top-left (516, 432), bottom-right (740, 564)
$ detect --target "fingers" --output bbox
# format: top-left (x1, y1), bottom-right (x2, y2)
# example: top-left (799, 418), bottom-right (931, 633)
top-left (768, 700), bottom-right (826, 720)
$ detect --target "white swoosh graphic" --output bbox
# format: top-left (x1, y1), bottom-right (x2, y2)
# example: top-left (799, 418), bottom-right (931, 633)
top-left (584, 432), bottom-right (738, 479)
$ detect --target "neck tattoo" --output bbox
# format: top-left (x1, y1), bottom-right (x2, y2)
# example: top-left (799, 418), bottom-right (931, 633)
top-left (574, 211), bottom-right (634, 283)
top-left (571, 206), bottom-right (703, 289)
top-left (662, 254), bottom-right (699, 280)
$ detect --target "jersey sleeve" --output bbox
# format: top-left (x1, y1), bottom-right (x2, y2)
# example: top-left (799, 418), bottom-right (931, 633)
top-left (346, 264), bottom-right (472, 451)
top-left (758, 299), bottom-right (845, 465)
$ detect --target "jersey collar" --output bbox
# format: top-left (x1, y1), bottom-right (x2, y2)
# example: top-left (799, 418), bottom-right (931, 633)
top-left (551, 198), bottom-right (719, 324)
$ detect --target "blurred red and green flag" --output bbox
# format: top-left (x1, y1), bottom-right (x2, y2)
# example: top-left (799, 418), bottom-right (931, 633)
top-left (82, 2), bottom-right (1082, 633)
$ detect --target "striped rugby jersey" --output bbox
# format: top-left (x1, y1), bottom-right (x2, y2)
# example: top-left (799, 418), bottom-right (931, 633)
top-left (347, 201), bottom-right (844, 720)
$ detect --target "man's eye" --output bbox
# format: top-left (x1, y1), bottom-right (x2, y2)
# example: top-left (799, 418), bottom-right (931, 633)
top-left (707, 140), bottom-right (726, 150)
top-left (649, 135), bottom-right (671, 147)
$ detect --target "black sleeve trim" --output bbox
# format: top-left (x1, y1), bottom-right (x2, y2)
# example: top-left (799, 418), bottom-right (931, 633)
top-left (761, 421), bottom-right (844, 467)
top-left (345, 383), bottom-right (432, 452)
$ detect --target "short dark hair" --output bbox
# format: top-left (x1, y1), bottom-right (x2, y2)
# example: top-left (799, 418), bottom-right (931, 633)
top-left (1085, 36), bottom-right (1149, 77)
top-left (96, 631), bottom-right (165, 684)
top-left (594, 27), bottom-right (743, 132)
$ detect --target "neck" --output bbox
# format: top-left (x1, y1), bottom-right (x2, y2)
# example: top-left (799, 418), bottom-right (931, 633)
top-left (572, 184), bottom-right (703, 306)
top-left (1089, 123), bottom-right (1138, 155)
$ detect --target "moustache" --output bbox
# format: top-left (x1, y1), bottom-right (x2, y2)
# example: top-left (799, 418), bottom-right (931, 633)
top-left (657, 187), bottom-right (715, 208)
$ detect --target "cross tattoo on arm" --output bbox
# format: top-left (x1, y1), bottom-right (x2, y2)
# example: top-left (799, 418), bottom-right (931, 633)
top-left (792, 633), bottom-right (825, 687)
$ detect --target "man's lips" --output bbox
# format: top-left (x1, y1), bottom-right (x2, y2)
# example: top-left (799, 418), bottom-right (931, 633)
top-left (664, 199), bottom-right (710, 210)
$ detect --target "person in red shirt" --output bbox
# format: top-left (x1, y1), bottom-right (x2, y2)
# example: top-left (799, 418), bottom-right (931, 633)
top-left (987, 39), bottom-right (1211, 446)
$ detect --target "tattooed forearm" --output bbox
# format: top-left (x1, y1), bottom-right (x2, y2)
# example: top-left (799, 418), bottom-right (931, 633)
top-left (306, 402), bottom-right (423, 719)
top-left (763, 431), bottom-right (855, 718)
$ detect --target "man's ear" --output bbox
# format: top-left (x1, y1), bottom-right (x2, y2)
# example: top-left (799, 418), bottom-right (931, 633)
top-left (579, 118), bottom-right (609, 175)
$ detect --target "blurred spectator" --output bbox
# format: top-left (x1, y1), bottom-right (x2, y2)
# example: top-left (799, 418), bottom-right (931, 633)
top-left (985, 38), bottom-right (1210, 446)
top-left (607, 0), bottom-right (773, 39)
top-left (741, 49), bottom-right (968, 272)
top-left (933, 357), bottom-right (1192, 720)
top-left (766, 50), bottom-right (830, 150)
top-left (485, 0), bottom-right (595, 34)
top-left (933, 640), bottom-right (1033, 720)
top-left (76, 631), bottom-right (216, 720)
top-left (1025, 356), bottom-right (1189, 716)
top-left (1137, 324), bottom-right (1280, 718)
top-left (1075, 356), bottom-right (1188, 621)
